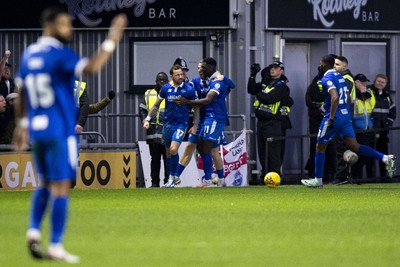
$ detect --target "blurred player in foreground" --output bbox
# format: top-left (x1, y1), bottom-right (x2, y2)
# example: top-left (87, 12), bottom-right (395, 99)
top-left (13, 7), bottom-right (127, 262)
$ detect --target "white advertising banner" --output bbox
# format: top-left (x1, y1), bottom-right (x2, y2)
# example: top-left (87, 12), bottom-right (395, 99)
top-left (197, 131), bottom-right (248, 186)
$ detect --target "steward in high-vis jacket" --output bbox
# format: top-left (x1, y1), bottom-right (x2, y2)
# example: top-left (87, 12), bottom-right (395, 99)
top-left (351, 74), bottom-right (376, 179)
top-left (248, 61), bottom-right (289, 179)
top-left (74, 80), bottom-right (89, 134)
top-left (139, 72), bottom-right (169, 187)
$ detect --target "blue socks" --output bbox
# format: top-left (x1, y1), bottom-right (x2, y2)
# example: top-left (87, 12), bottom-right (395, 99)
top-left (201, 153), bottom-right (213, 180)
top-left (358, 145), bottom-right (384, 161)
top-left (216, 168), bottom-right (224, 179)
top-left (29, 187), bottom-right (50, 230)
top-left (170, 154), bottom-right (179, 177)
top-left (314, 151), bottom-right (326, 179)
top-left (51, 196), bottom-right (68, 244)
top-left (175, 163), bottom-right (185, 177)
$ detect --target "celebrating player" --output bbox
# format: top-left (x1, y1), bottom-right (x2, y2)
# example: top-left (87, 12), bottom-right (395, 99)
top-left (13, 7), bottom-right (127, 262)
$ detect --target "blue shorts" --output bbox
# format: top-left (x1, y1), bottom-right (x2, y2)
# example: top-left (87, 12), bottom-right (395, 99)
top-left (32, 136), bottom-right (78, 182)
top-left (199, 118), bottom-right (225, 144)
top-left (162, 124), bottom-right (187, 147)
top-left (317, 117), bottom-right (355, 144)
top-left (213, 131), bottom-right (227, 148)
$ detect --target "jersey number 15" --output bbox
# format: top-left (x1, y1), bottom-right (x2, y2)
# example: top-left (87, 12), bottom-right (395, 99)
top-left (25, 73), bottom-right (55, 109)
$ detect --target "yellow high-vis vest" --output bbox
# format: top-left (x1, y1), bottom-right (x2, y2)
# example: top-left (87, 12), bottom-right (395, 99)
top-left (253, 84), bottom-right (280, 115)
top-left (74, 80), bottom-right (87, 106)
top-left (145, 89), bottom-right (165, 125)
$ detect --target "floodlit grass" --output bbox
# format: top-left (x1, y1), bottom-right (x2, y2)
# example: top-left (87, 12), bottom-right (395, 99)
top-left (1, 184), bottom-right (399, 267)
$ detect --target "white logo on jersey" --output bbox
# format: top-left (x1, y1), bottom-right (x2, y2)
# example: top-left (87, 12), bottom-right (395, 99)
top-left (28, 58), bottom-right (44, 70)
top-left (327, 81), bottom-right (333, 86)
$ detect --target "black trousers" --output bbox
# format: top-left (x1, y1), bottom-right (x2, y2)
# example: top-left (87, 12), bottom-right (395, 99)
top-left (376, 132), bottom-right (389, 178)
top-left (334, 136), bottom-right (348, 181)
top-left (149, 143), bottom-right (168, 185)
top-left (352, 132), bottom-right (375, 179)
top-left (257, 119), bottom-right (282, 176)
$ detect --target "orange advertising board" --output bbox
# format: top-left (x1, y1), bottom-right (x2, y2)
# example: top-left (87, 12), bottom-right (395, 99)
top-left (0, 151), bottom-right (136, 190)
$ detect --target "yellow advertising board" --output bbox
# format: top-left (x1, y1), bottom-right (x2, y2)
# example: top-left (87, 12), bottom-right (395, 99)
top-left (0, 151), bottom-right (136, 190)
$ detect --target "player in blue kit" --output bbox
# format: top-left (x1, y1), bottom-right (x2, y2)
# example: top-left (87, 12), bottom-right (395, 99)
top-left (176, 57), bottom-right (230, 187)
top-left (173, 60), bottom-right (235, 187)
top-left (12, 7), bottom-right (127, 262)
top-left (143, 65), bottom-right (198, 187)
top-left (301, 55), bottom-right (396, 188)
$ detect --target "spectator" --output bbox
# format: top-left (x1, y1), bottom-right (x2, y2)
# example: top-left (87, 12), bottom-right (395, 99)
top-left (139, 72), bottom-right (169, 187)
top-left (247, 61), bottom-right (289, 181)
top-left (351, 74), bottom-right (375, 181)
top-left (370, 74), bottom-right (397, 181)
top-left (0, 94), bottom-right (11, 144)
top-left (88, 90), bottom-right (115, 114)
top-left (305, 74), bottom-right (336, 180)
top-left (0, 92), bottom-right (18, 145)
top-left (0, 50), bottom-right (15, 100)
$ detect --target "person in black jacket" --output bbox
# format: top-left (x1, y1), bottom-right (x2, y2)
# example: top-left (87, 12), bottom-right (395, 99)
top-left (261, 65), bottom-right (294, 166)
top-left (0, 50), bottom-right (15, 101)
top-left (370, 74), bottom-right (397, 181)
top-left (248, 61), bottom-right (289, 181)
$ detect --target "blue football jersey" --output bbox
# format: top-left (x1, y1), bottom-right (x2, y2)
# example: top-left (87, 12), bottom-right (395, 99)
top-left (159, 82), bottom-right (198, 127)
top-left (17, 36), bottom-right (87, 140)
top-left (321, 69), bottom-right (351, 120)
top-left (190, 76), bottom-right (208, 122)
top-left (203, 72), bottom-right (229, 124)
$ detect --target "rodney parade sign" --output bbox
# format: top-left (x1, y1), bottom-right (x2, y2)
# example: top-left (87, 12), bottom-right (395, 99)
top-left (267, 0), bottom-right (400, 32)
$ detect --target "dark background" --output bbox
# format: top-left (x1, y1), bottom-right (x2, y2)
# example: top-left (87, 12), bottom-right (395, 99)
top-left (0, 0), bottom-right (230, 29)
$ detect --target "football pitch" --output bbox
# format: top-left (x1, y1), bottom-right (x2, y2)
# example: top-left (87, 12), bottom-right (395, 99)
top-left (1, 184), bottom-right (399, 267)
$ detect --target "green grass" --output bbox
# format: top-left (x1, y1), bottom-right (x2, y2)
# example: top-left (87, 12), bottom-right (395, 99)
top-left (1, 184), bottom-right (399, 266)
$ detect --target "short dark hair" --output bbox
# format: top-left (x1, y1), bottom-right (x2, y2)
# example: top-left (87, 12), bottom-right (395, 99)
top-left (321, 54), bottom-right (335, 69)
top-left (202, 57), bottom-right (217, 67)
top-left (156, 72), bottom-right (168, 81)
top-left (375, 73), bottom-right (388, 81)
top-left (336, 56), bottom-right (348, 65)
top-left (170, 64), bottom-right (182, 75)
top-left (40, 6), bottom-right (68, 27)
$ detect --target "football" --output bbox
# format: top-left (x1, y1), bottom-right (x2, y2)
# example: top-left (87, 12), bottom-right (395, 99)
top-left (343, 150), bottom-right (358, 165)
top-left (264, 172), bottom-right (281, 188)
top-left (211, 173), bottom-right (219, 185)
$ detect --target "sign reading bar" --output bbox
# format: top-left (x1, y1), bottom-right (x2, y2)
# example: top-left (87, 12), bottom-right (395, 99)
top-left (1, 0), bottom-right (230, 29)
top-left (267, 0), bottom-right (400, 32)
